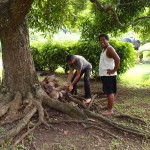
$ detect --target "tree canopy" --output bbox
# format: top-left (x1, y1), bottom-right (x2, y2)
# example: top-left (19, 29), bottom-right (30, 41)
top-left (28, 0), bottom-right (150, 40)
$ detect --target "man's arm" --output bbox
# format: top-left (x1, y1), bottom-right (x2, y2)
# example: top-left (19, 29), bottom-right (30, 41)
top-left (66, 67), bottom-right (74, 84)
top-left (106, 47), bottom-right (120, 74)
top-left (67, 69), bottom-right (81, 92)
top-left (71, 69), bottom-right (81, 86)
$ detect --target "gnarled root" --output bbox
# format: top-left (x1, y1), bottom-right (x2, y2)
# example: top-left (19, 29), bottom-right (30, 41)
top-left (1, 92), bottom-right (22, 125)
top-left (84, 110), bottom-right (150, 139)
top-left (38, 88), bottom-right (87, 119)
top-left (0, 90), bottom-right (51, 147)
top-left (0, 86), bottom-right (149, 149)
top-left (0, 106), bottom-right (37, 145)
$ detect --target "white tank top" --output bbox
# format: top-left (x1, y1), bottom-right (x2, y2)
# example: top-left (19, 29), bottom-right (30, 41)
top-left (99, 46), bottom-right (117, 76)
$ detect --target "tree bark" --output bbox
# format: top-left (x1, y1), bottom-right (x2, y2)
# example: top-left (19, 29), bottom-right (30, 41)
top-left (0, 18), bottom-right (39, 97)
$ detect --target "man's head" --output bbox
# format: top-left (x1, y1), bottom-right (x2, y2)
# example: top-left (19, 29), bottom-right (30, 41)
top-left (66, 54), bottom-right (76, 65)
top-left (98, 33), bottom-right (109, 48)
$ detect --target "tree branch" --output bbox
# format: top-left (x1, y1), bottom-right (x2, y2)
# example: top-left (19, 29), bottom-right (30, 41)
top-left (90, 0), bottom-right (149, 28)
top-left (90, 0), bottom-right (124, 27)
top-left (10, 0), bottom-right (33, 27)
top-left (132, 15), bottom-right (150, 26)
top-left (0, 0), bottom-right (33, 31)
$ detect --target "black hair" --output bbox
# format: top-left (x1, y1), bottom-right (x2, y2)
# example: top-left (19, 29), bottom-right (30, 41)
top-left (98, 33), bottom-right (109, 40)
top-left (66, 54), bottom-right (75, 62)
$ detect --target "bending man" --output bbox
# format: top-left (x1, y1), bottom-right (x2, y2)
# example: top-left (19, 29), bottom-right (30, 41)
top-left (66, 54), bottom-right (92, 103)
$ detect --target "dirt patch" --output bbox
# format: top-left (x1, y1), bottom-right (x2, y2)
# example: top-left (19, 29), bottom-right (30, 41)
top-left (17, 75), bottom-right (150, 150)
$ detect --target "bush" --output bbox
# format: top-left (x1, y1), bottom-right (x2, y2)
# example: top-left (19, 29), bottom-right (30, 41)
top-left (66, 39), bottom-right (136, 77)
top-left (31, 47), bottom-right (44, 71)
top-left (31, 39), bottom-right (136, 77)
top-left (31, 41), bottom-right (69, 72)
top-left (110, 39), bottom-right (136, 75)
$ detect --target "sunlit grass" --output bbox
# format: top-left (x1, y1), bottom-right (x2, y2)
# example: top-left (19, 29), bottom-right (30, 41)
top-left (55, 67), bottom-right (65, 74)
top-left (120, 64), bottom-right (150, 86)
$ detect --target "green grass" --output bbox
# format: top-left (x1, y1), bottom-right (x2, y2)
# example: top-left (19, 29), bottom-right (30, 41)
top-left (120, 63), bottom-right (150, 86)
top-left (114, 64), bottom-right (150, 134)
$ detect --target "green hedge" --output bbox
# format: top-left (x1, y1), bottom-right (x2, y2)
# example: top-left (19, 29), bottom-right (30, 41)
top-left (30, 39), bottom-right (136, 77)
top-left (110, 39), bottom-right (136, 75)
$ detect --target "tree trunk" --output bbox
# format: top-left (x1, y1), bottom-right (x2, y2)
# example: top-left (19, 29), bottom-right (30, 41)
top-left (0, 18), bottom-right (39, 97)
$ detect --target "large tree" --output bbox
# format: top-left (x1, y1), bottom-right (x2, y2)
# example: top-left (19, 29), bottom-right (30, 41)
top-left (0, 0), bottom-right (85, 146)
top-left (0, 0), bottom-right (149, 148)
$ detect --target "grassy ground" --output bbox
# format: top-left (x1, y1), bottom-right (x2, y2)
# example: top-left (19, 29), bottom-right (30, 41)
top-left (120, 63), bottom-right (150, 86)
top-left (0, 63), bottom-right (150, 150)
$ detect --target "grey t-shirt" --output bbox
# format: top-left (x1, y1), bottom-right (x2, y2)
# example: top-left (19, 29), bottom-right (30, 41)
top-left (69, 55), bottom-right (92, 70)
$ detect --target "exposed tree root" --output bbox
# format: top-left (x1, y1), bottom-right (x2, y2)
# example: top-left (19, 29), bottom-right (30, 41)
top-left (72, 95), bottom-right (86, 101)
top-left (47, 119), bottom-right (96, 125)
top-left (87, 94), bottom-right (97, 110)
top-left (1, 92), bottom-right (22, 125)
top-left (32, 142), bottom-right (38, 150)
top-left (85, 125), bottom-right (120, 139)
top-left (38, 88), bottom-right (87, 119)
top-left (0, 106), bottom-right (37, 145)
top-left (66, 92), bottom-right (87, 108)
top-left (32, 99), bottom-right (49, 127)
top-left (1, 114), bottom-right (24, 126)
top-left (37, 88), bottom-right (150, 139)
top-left (11, 121), bottom-right (41, 149)
top-left (115, 114), bottom-right (147, 125)
top-left (84, 110), bottom-right (150, 139)
top-left (0, 102), bottom-right (10, 118)
top-left (8, 92), bottom-right (22, 117)
top-left (0, 84), bottom-right (149, 149)
top-left (87, 130), bottom-right (101, 143)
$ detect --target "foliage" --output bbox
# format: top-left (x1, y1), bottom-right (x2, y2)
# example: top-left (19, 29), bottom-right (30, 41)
top-left (28, 0), bottom-right (150, 41)
top-left (31, 39), bottom-right (136, 77)
top-left (69, 40), bottom-right (100, 76)
top-left (31, 47), bottom-right (45, 71)
top-left (80, 0), bottom-right (150, 41)
top-left (110, 39), bottom-right (136, 75)
top-left (31, 41), bottom-right (69, 72)
top-left (142, 72), bottom-right (150, 82)
top-left (29, 0), bottom-right (86, 34)
top-left (133, 7), bottom-right (150, 42)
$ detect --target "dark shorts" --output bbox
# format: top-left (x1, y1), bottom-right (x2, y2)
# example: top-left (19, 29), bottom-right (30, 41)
top-left (101, 76), bottom-right (117, 95)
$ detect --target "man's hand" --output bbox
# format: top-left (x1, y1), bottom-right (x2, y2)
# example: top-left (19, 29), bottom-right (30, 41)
top-left (64, 81), bottom-right (70, 87)
top-left (107, 69), bottom-right (115, 75)
top-left (68, 84), bottom-right (73, 92)
top-left (64, 82), bottom-right (73, 92)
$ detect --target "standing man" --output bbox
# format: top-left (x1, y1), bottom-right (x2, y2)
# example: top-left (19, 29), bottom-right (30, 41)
top-left (98, 34), bottom-right (120, 115)
top-left (66, 54), bottom-right (92, 103)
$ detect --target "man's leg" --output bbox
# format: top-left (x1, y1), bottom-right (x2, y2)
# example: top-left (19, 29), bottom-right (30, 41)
top-left (101, 93), bottom-right (114, 115)
top-left (101, 76), bottom-right (116, 115)
top-left (71, 71), bottom-right (83, 95)
top-left (83, 68), bottom-right (92, 103)
top-left (107, 93), bottom-right (114, 109)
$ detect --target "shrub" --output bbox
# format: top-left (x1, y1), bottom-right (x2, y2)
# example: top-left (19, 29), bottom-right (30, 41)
top-left (31, 39), bottom-right (136, 77)
top-left (31, 47), bottom-right (44, 71)
top-left (110, 39), bottom-right (136, 75)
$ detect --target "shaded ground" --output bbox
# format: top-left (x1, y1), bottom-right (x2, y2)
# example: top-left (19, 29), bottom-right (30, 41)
top-left (16, 74), bottom-right (150, 150)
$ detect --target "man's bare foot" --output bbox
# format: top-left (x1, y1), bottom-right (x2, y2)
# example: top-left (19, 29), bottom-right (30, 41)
top-left (84, 98), bottom-right (91, 104)
top-left (101, 109), bottom-right (113, 116)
